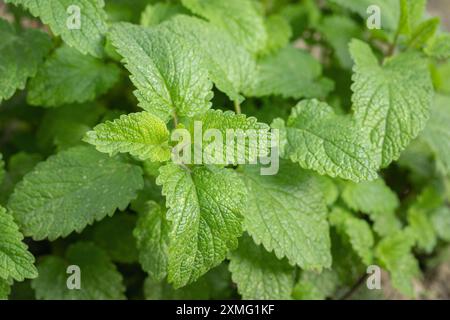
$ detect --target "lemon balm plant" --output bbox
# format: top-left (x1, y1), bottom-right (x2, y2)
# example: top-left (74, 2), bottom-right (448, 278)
top-left (0, 0), bottom-right (450, 300)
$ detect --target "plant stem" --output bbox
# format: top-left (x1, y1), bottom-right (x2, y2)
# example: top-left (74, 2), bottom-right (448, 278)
top-left (234, 100), bottom-right (241, 114)
top-left (172, 110), bottom-right (178, 127)
top-left (339, 273), bottom-right (368, 300)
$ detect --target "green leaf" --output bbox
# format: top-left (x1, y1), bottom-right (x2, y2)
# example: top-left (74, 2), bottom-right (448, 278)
top-left (8, 146), bottom-right (144, 240)
top-left (144, 263), bottom-right (232, 300)
top-left (109, 21), bottom-right (213, 122)
top-left (329, 207), bottom-right (374, 265)
top-left (273, 99), bottom-right (378, 182)
top-left (32, 242), bottom-right (125, 300)
top-left (27, 45), bottom-right (120, 107)
top-left (91, 213), bottom-right (138, 264)
top-left (229, 234), bottom-right (295, 300)
top-left (240, 162), bottom-right (331, 270)
top-left (157, 164), bottom-right (246, 288)
top-left (350, 39), bottom-right (433, 167)
top-left (133, 201), bottom-right (169, 281)
top-left (181, 0), bottom-right (267, 54)
top-left (0, 18), bottom-right (51, 103)
top-left (37, 103), bottom-right (105, 151)
top-left (375, 229), bottom-right (420, 297)
top-left (422, 95), bottom-right (450, 175)
top-left (247, 46), bottom-right (334, 99)
top-left (186, 109), bottom-right (270, 165)
top-left (293, 269), bottom-right (339, 300)
top-left (315, 175), bottom-right (339, 206)
top-left (341, 179), bottom-right (401, 236)
top-left (318, 15), bottom-right (362, 69)
top-left (407, 187), bottom-right (442, 253)
top-left (0, 278), bottom-right (12, 300)
top-left (399, 0), bottom-right (426, 35)
top-left (328, 0), bottom-right (400, 30)
top-left (166, 15), bottom-right (257, 103)
top-left (0, 206), bottom-right (37, 282)
top-left (406, 18), bottom-right (440, 50)
top-left (140, 3), bottom-right (187, 27)
top-left (5, 0), bottom-right (108, 57)
top-left (431, 206), bottom-right (450, 242)
top-left (84, 111), bottom-right (171, 162)
top-left (260, 14), bottom-right (292, 56)
top-left (425, 33), bottom-right (450, 60)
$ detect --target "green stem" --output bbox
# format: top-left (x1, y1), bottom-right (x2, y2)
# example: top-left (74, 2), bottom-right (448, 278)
top-left (234, 100), bottom-right (241, 114)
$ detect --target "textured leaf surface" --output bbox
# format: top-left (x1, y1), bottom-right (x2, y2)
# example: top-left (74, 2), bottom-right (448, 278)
top-left (32, 242), bottom-right (125, 300)
top-left (181, 0), bottom-right (267, 53)
top-left (5, 0), bottom-right (108, 57)
top-left (375, 230), bottom-right (420, 297)
top-left (8, 146), bottom-right (144, 240)
top-left (329, 207), bottom-right (374, 265)
top-left (187, 109), bottom-right (270, 165)
top-left (0, 206), bottom-right (37, 282)
top-left (422, 95), bottom-right (450, 175)
top-left (247, 46), bottom-right (333, 99)
top-left (85, 111), bottom-right (171, 162)
top-left (109, 22), bottom-right (213, 122)
top-left (27, 45), bottom-right (120, 107)
top-left (157, 164), bottom-right (246, 288)
top-left (134, 201), bottom-right (169, 281)
top-left (342, 179), bottom-right (401, 236)
top-left (168, 15), bottom-right (256, 102)
top-left (0, 18), bottom-right (51, 103)
top-left (350, 39), bottom-right (433, 167)
top-left (240, 163), bottom-right (331, 269)
top-left (228, 235), bottom-right (294, 300)
top-left (274, 99), bottom-right (378, 182)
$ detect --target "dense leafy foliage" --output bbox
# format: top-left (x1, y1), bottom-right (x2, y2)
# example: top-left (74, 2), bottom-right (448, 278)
top-left (0, 0), bottom-right (449, 300)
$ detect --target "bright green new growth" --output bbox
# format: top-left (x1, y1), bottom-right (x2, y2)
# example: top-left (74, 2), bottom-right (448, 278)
top-left (85, 111), bottom-right (171, 162)
top-left (27, 45), bottom-right (120, 107)
top-left (0, 18), bottom-right (51, 103)
top-left (157, 164), bottom-right (246, 288)
top-left (0, 206), bottom-right (37, 282)
top-left (8, 146), bottom-right (144, 240)
top-left (4, 0), bottom-right (108, 57)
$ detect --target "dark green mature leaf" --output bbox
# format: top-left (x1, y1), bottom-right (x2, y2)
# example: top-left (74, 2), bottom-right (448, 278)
top-left (134, 201), bottom-right (169, 281)
top-left (8, 146), bottom-right (144, 240)
top-left (0, 206), bottom-right (37, 282)
top-left (229, 234), bottom-right (295, 300)
top-left (5, 0), bottom-right (108, 57)
top-left (240, 162), bottom-right (331, 270)
top-left (27, 45), bottom-right (120, 107)
top-left (32, 242), bottom-right (125, 300)
top-left (350, 39), bottom-right (433, 167)
top-left (0, 18), bottom-right (51, 103)
top-left (157, 164), bottom-right (246, 288)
